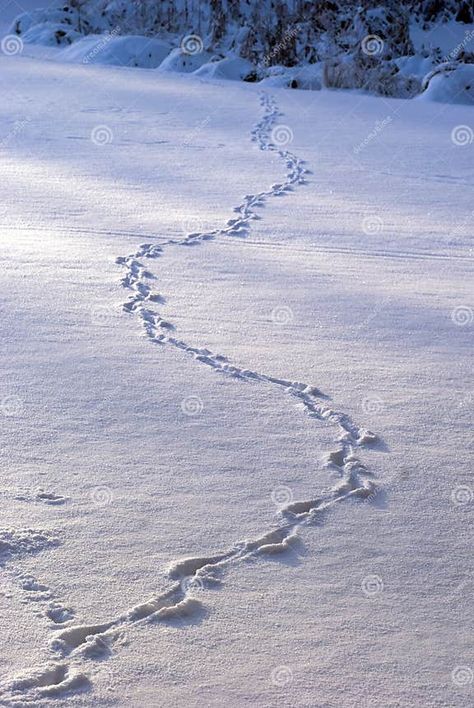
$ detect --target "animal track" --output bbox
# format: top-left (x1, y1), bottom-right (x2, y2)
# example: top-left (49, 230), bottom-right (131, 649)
top-left (47, 603), bottom-right (75, 625)
top-left (0, 527), bottom-right (59, 562)
top-left (36, 489), bottom-right (69, 505)
top-left (0, 662), bottom-right (90, 701)
top-left (0, 527), bottom-right (74, 642)
top-left (1, 93), bottom-right (381, 700)
top-left (14, 487), bottom-right (69, 506)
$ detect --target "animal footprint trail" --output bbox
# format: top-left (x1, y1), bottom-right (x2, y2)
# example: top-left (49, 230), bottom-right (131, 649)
top-left (1, 94), bottom-right (381, 702)
top-left (107, 90), bottom-right (378, 672)
top-left (12, 481), bottom-right (373, 676)
top-left (0, 526), bottom-right (74, 640)
top-left (116, 91), bottom-right (377, 499)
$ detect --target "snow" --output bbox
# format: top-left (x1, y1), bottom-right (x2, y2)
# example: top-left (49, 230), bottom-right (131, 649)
top-left (0, 36), bottom-right (473, 708)
top-left (259, 64), bottom-right (323, 91)
top-left (158, 46), bottom-right (215, 75)
top-left (410, 19), bottom-right (474, 58)
top-left (21, 21), bottom-right (81, 47)
top-left (4, 5), bottom-right (70, 38)
top-left (193, 55), bottom-right (255, 81)
top-left (420, 63), bottom-right (474, 105)
top-left (4, 1), bottom-right (474, 100)
top-left (59, 34), bottom-right (172, 68)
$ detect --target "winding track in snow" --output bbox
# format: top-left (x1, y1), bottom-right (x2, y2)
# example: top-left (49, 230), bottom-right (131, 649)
top-left (0, 93), bottom-right (381, 702)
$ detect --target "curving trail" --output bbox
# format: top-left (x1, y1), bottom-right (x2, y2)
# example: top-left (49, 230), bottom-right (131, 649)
top-left (0, 93), bottom-right (380, 702)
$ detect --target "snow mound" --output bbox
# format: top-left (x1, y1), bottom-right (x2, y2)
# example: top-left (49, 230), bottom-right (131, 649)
top-left (420, 63), bottom-right (474, 105)
top-left (395, 55), bottom-right (436, 80)
top-left (22, 22), bottom-right (80, 47)
top-left (59, 34), bottom-right (172, 68)
top-left (6, 1), bottom-right (474, 98)
top-left (158, 47), bottom-right (214, 74)
top-left (260, 64), bottom-right (323, 90)
top-left (9, 8), bottom-right (67, 36)
top-left (194, 56), bottom-right (256, 82)
top-left (9, 7), bottom-right (80, 46)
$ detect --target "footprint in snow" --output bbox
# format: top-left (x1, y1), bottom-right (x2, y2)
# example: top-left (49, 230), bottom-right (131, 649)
top-left (35, 489), bottom-right (68, 505)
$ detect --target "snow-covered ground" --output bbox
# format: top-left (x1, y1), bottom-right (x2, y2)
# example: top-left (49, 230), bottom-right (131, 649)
top-left (0, 42), bottom-right (473, 707)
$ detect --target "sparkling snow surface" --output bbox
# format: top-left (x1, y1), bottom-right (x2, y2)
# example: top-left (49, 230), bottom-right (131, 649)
top-left (0, 48), bottom-right (472, 706)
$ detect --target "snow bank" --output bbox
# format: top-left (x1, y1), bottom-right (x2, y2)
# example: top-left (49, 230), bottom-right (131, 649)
top-left (395, 55), bottom-right (436, 80)
top-left (420, 63), bottom-right (474, 104)
top-left (6, 1), bottom-right (474, 100)
top-left (194, 56), bottom-right (255, 82)
top-left (259, 64), bottom-right (322, 90)
top-left (158, 47), bottom-right (214, 74)
top-left (59, 34), bottom-right (172, 68)
top-left (9, 8), bottom-right (66, 36)
top-left (9, 7), bottom-right (80, 46)
top-left (21, 22), bottom-right (80, 47)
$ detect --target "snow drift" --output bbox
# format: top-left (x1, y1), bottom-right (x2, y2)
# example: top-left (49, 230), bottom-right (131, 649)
top-left (193, 56), bottom-right (255, 82)
top-left (420, 63), bottom-right (474, 105)
top-left (157, 46), bottom-right (214, 74)
top-left (59, 34), bottom-right (171, 68)
top-left (6, 1), bottom-right (474, 100)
